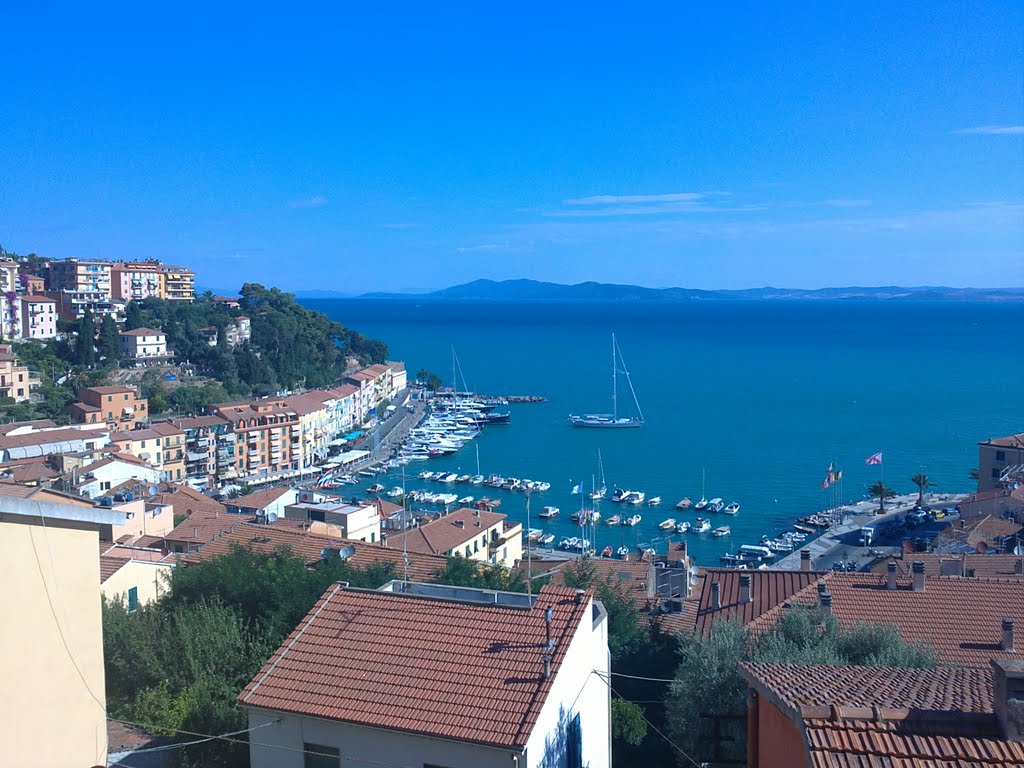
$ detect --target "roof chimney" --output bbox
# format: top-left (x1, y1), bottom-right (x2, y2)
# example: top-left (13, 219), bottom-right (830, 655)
top-left (545, 605), bottom-right (554, 650)
top-left (991, 659), bottom-right (1024, 741)
top-left (192, 526), bottom-right (198, 539)
top-left (887, 560), bottom-right (898, 590)
top-left (911, 560), bottom-right (926, 592)
top-left (1004, 619), bottom-right (1016, 652)
top-left (455, 519), bottom-right (464, 529)
top-left (1016, 559), bottom-right (1023, 576)
top-left (800, 549), bottom-right (812, 571)
top-left (819, 591), bottom-right (833, 620)
top-left (817, 582), bottom-right (828, 599)
top-left (575, 588), bottom-right (586, 605)
top-left (710, 581), bottom-right (721, 610)
top-left (739, 573), bottom-right (753, 604)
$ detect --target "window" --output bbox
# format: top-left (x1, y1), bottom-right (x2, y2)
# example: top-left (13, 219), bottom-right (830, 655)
top-left (473, 541), bottom-right (479, 553)
top-left (303, 743), bottom-right (339, 768)
top-left (101, 481), bottom-right (111, 491)
top-left (993, 468), bottom-right (1002, 479)
top-left (127, 587), bottom-right (139, 612)
top-left (567, 713), bottom-right (582, 768)
top-left (464, 546), bottom-right (471, 557)
top-left (996, 450), bottom-right (1006, 462)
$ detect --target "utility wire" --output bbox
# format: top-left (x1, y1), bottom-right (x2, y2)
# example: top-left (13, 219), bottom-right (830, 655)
top-left (597, 669), bottom-right (678, 683)
top-left (109, 720), bottom-right (277, 756)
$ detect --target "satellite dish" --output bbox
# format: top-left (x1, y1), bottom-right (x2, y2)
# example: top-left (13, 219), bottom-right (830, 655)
top-left (266, 512), bottom-right (278, 524)
top-left (148, 485), bottom-right (159, 497)
top-left (689, 575), bottom-right (701, 587)
top-left (337, 545), bottom-right (357, 560)
top-left (1015, 544), bottom-right (1024, 556)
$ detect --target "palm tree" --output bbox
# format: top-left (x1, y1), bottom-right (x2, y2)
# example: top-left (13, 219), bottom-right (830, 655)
top-left (910, 473), bottom-right (932, 507)
top-left (868, 480), bottom-right (896, 513)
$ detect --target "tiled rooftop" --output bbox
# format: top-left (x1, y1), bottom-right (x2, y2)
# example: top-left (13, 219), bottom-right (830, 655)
top-left (870, 553), bottom-right (1024, 579)
top-left (239, 583), bottom-right (592, 748)
top-left (226, 485), bottom-right (293, 511)
top-left (387, 507), bottom-right (507, 556)
top-left (187, 522), bottom-right (449, 581)
top-left (748, 571), bottom-right (1024, 667)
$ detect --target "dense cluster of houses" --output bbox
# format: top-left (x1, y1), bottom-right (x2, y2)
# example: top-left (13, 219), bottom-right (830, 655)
top-left (3, 415), bottom-right (1023, 766)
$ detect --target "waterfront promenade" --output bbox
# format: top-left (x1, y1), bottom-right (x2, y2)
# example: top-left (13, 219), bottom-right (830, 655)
top-left (774, 491), bottom-right (968, 571)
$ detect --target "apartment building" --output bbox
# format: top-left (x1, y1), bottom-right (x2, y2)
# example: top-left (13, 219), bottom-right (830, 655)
top-left (0, 425), bottom-right (111, 464)
top-left (210, 399), bottom-right (301, 478)
top-left (171, 414), bottom-right (231, 489)
top-left (283, 498), bottom-right (381, 542)
top-left (979, 432), bottom-right (1024, 492)
top-left (110, 260), bottom-right (164, 302)
top-left (387, 506), bottom-right (523, 567)
top-left (0, 493), bottom-right (126, 767)
top-left (20, 295), bottom-right (57, 339)
top-left (46, 257), bottom-right (117, 320)
top-left (68, 384), bottom-right (149, 429)
top-left (343, 362), bottom-right (407, 424)
top-left (119, 327), bottom-right (173, 364)
top-left (160, 265), bottom-right (195, 301)
top-left (242, 582), bottom-right (610, 768)
top-left (110, 422), bottom-right (186, 482)
top-left (225, 315), bottom-right (251, 346)
top-left (0, 260), bottom-right (20, 339)
top-left (0, 345), bottom-right (37, 402)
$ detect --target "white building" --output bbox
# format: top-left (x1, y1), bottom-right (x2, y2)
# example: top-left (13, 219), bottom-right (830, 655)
top-left (72, 456), bottom-right (161, 499)
top-left (241, 581), bottom-right (610, 768)
top-left (119, 327), bottom-right (173, 364)
top-left (283, 497), bottom-right (381, 543)
top-left (20, 295), bottom-right (58, 340)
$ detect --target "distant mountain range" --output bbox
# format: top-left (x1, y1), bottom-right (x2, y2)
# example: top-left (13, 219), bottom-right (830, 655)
top-left (352, 279), bottom-right (1024, 302)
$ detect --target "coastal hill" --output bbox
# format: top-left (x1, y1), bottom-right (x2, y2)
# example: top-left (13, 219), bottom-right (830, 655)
top-left (356, 279), bottom-right (1024, 302)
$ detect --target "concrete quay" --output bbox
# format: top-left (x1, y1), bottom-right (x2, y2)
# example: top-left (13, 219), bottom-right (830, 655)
top-left (773, 492), bottom-right (968, 572)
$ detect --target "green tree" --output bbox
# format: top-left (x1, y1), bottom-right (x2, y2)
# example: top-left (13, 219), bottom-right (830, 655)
top-left (910, 473), bottom-right (932, 507)
top-left (97, 314), bottom-right (121, 366)
top-left (868, 480), bottom-right (897, 512)
top-left (611, 699), bottom-right (648, 746)
top-left (76, 310), bottom-right (96, 367)
top-left (666, 609), bottom-right (935, 765)
top-left (144, 382), bottom-right (169, 415)
top-left (417, 368), bottom-right (444, 391)
top-left (124, 300), bottom-right (144, 331)
top-left (430, 556), bottom-right (529, 592)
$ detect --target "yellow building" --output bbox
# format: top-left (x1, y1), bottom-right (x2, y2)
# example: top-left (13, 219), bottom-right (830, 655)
top-left (210, 399), bottom-right (301, 478)
top-left (158, 266), bottom-right (195, 302)
top-left (386, 506), bottom-right (523, 567)
top-left (0, 493), bottom-right (127, 767)
top-left (110, 422), bottom-right (187, 482)
top-left (0, 344), bottom-right (38, 403)
top-left (100, 544), bottom-right (174, 608)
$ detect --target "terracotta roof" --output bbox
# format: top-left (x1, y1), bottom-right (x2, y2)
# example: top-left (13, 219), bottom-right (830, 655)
top-left (386, 507), bottom-right (506, 556)
top-left (239, 583), bottom-right (592, 748)
top-left (0, 419), bottom-right (57, 435)
top-left (81, 385), bottom-right (136, 396)
top-left (742, 662), bottom-right (1024, 767)
top-left (7, 460), bottom-right (60, 484)
top-left (171, 415), bottom-right (230, 430)
top-left (227, 485), bottom-right (293, 511)
top-left (187, 522), bottom-right (449, 581)
top-left (870, 554), bottom-right (1024, 579)
top-left (748, 571), bottom-right (1024, 667)
top-left (164, 505), bottom-right (239, 545)
top-left (119, 327), bottom-right (164, 337)
top-left (99, 555), bottom-right (130, 582)
top-left (660, 567), bottom-right (826, 638)
top-left (283, 391), bottom-right (331, 416)
top-left (518, 557), bottom-right (654, 608)
top-left (21, 295), bottom-right (55, 303)
top-left (333, 384), bottom-right (358, 398)
top-left (983, 433), bottom-right (1024, 449)
top-left (933, 514), bottom-right (1022, 553)
top-left (373, 498), bottom-right (403, 519)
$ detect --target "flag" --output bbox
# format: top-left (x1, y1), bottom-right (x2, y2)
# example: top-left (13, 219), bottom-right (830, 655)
top-left (835, 469), bottom-right (843, 482)
top-left (828, 472), bottom-right (836, 484)
top-left (571, 483), bottom-right (582, 495)
top-left (827, 461), bottom-right (834, 473)
top-left (865, 452), bottom-right (883, 465)
top-left (821, 477), bottom-right (830, 490)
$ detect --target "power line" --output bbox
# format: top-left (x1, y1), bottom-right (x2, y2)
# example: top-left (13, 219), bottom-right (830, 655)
top-left (596, 669), bottom-right (678, 684)
top-left (109, 719), bottom-right (277, 756)
top-left (592, 672), bottom-right (706, 768)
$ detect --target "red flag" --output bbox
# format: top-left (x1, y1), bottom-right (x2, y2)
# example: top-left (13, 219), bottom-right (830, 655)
top-left (821, 477), bottom-right (830, 489)
top-left (865, 452), bottom-right (883, 465)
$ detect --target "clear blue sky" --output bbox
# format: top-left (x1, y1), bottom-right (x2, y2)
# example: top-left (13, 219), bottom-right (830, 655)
top-left (2, 3), bottom-right (1022, 293)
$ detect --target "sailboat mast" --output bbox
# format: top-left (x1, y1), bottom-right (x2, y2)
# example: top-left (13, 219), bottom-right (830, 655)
top-left (611, 333), bottom-right (618, 420)
top-left (614, 334), bottom-right (644, 424)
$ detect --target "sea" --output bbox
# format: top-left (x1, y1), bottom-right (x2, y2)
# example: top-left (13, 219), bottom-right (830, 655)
top-left (303, 298), bottom-right (1024, 567)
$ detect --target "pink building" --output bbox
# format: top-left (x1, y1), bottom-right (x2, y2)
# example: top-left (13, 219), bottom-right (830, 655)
top-left (20, 296), bottom-right (57, 340)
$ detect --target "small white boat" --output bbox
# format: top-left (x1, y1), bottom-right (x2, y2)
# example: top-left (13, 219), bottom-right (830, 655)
top-left (647, 496), bottom-right (662, 506)
top-left (469, 474), bottom-right (485, 485)
top-left (623, 514), bottom-right (642, 526)
top-left (724, 502), bottom-right (740, 515)
top-left (367, 483), bottom-right (385, 493)
top-left (386, 487), bottom-right (405, 498)
top-left (695, 497), bottom-right (708, 510)
top-left (589, 487), bottom-right (607, 500)
top-left (539, 506), bottom-right (560, 519)
top-left (692, 517), bottom-right (711, 533)
top-left (540, 534), bottom-right (555, 546)
top-left (676, 497), bottom-right (692, 510)
top-left (456, 474), bottom-right (471, 483)
top-left (559, 536), bottom-right (580, 550)
top-left (616, 545), bottom-right (630, 558)
top-left (611, 488), bottom-right (633, 503)
top-left (419, 471), bottom-right (434, 480)
top-left (534, 481), bottom-right (551, 492)
top-left (605, 514), bottom-right (621, 526)
top-left (628, 492), bottom-right (646, 505)
top-left (675, 521), bottom-right (691, 533)
top-left (441, 473), bottom-right (458, 483)
top-left (707, 498), bottom-right (725, 513)
top-left (658, 518), bottom-right (677, 530)
top-left (526, 528), bottom-right (543, 541)
top-left (457, 495), bottom-right (474, 504)
top-left (713, 525), bottom-right (731, 538)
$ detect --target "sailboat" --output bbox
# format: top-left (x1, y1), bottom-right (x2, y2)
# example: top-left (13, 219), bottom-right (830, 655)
top-left (694, 468), bottom-right (708, 510)
top-left (568, 334), bottom-right (645, 428)
top-left (469, 444), bottom-right (484, 485)
top-left (589, 449), bottom-right (608, 499)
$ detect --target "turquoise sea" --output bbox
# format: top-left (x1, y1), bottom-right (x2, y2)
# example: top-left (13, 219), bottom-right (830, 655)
top-left (305, 299), bottom-right (1024, 567)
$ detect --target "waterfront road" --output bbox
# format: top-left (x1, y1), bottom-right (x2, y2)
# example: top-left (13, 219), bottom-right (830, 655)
top-left (773, 492), bottom-right (967, 572)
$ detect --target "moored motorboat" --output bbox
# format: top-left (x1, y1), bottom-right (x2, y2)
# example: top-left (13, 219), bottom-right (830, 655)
top-left (724, 502), bottom-right (740, 515)
top-left (707, 498), bottom-right (725, 513)
top-left (600, 545), bottom-right (613, 558)
top-left (658, 518), bottom-right (677, 530)
top-left (623, 514), bottom-right (642, 526)
top-left (627, 492), bottom-right (646, 505)
top-left (457, 495), bottom-right (474, 504)
top-left (367, 483), bottom-right (385, 493)
top-left (692, 517), bottom-right (711, 533)
top-left (386, 487), bottom-right (405, 498)
top-left (713, 525), bottom-right (731, 538)
top-left (675, 521), bottom-right (691, 533)
top-left (611, 488), bottom-right (632, 503)
top-left (676, 497), bottom-right (692, 510)
top-left (540, 534), bottom-right (555, 546)
top-left (605, 514), bottom-right (621, 526)
top-left (695, 497), bottom-right (708, 510)
top-left (526, 528), bottom-right (543, 542)
top-left (539, 506), bottom-right (560, 518)
top-left (647, 496), bottom-right (662, 506)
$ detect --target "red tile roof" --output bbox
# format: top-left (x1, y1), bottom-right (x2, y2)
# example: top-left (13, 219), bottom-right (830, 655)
top-left (119, 327), bottom-right (164, 337)
top-left (743, 662), bottom-right (1024, 767)
top-left (386, 507), bottom-right (506, 556)
top-left (186, 522), bottom-right (449, 581)
top-left (659, 567), bottom-right (826, 637)
top-left (870, 553), bottom-right (1024, 579)
top-left (99, 555), bottom-right (129, 582)
top-left (226, 485), bottom-right (293, 511)
top-left (164, 506), bottom-right (243, 545)
top-left (748, 571), bottom-right (1024, 667)
top-left (518, 557), bottom-right (654, 608)
top-left (239, 584), bottom-right (592, 748)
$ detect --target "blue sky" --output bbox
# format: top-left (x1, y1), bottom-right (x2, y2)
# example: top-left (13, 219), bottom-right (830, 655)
top-left (1, 3), bottom-right (1022, 293)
